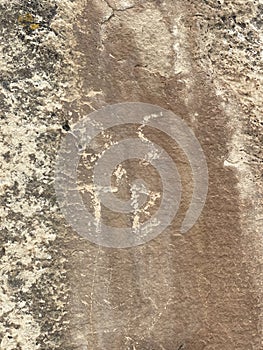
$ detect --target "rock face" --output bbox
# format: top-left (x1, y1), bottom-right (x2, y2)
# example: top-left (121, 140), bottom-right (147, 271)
top-left (0, 1), bottom-right (262, 349)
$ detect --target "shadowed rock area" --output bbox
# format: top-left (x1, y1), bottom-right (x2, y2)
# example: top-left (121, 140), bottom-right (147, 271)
top-left (0, 1), bottom-right (262, 349)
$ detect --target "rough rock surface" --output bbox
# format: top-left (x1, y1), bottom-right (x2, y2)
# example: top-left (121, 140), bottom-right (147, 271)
top-left (0, 0), bottom-right (262, 349)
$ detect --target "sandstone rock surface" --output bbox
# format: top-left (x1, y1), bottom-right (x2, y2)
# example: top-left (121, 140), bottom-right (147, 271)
top-left (0, 1), bottom-right (262, 349)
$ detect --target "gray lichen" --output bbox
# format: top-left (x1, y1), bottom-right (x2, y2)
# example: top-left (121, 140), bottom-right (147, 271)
top-left (0, 0), bottom-right (83, 348)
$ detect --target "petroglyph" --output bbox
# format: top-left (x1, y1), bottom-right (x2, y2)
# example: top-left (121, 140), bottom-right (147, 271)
top-left (1, 0), bottom-right (261, 349)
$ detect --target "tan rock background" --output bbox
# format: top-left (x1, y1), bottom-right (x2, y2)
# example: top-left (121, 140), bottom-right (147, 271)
top-left (0, 0), bottom-right (262, 349)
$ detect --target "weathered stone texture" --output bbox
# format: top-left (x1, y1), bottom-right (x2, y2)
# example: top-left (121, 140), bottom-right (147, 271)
top-left (0, 0), bottom-right (262, 349)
